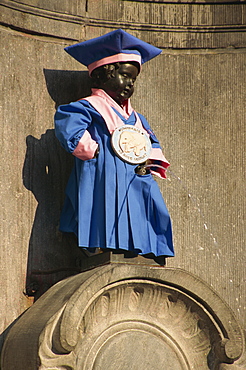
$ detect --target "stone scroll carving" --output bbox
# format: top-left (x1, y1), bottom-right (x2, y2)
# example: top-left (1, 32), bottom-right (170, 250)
top-left (2, 264), bottom-right (245, 369)
top-left (39, 282), bottom-right (211, 369)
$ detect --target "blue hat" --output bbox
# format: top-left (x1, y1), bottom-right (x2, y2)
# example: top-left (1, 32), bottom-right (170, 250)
top-left (64, 29), bottom-right (162, 75)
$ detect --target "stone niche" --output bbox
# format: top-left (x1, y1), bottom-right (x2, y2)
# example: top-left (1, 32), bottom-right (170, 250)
top-left (1, 259), bottom-right (245, 370)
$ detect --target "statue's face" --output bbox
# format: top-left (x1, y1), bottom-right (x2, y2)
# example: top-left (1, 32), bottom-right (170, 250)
top-left (103, 63), bottom-right (139, 105)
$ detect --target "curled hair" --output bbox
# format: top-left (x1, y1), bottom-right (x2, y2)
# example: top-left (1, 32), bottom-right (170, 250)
top-left (90, 61), bottom-right (140, 87)
top-left (90, 63), bottom-right (119, 87)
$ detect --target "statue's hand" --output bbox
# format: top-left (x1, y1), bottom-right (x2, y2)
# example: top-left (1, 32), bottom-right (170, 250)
top-left (94, 145), bottom-right (100, 158)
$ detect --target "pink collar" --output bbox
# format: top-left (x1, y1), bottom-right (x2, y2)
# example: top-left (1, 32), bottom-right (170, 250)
top-left (83, 89), bottom-right (143, 134)
top-left (91, 89), bottom-right (133, 119)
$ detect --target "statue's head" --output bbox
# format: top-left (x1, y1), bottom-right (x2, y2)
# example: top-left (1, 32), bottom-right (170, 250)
top-left (91, 61), bottom-right (140, 105)
top-left (64, 28), bottom-right (162, 104)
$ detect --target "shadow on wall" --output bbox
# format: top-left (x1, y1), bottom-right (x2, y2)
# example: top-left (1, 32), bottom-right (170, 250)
top-left (23, 69), bottom-right (92, 301)
top-left (0, 70), bottom-right (93, 358)
top-left (44, 69), bottom-right (92, 108)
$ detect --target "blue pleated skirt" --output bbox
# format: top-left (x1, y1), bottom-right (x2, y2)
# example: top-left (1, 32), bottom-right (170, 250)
top-left (60, 127), bottom-right (174, 257)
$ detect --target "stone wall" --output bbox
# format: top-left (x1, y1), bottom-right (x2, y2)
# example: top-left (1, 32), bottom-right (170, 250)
top-left (0, 0), bottom-right (245, 359)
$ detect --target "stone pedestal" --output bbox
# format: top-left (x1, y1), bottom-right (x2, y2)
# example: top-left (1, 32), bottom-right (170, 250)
top-left (1, 256), bottom-right (244, 369)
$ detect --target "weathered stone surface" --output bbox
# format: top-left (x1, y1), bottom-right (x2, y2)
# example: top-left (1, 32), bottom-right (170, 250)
top-left (1, 0), bottom-right (246, 48)
top-left (1, 263), bottom-right (245, 369)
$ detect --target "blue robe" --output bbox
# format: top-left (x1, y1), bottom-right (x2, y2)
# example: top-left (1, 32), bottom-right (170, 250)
top-left (55, 94), bottom-right (174, 257)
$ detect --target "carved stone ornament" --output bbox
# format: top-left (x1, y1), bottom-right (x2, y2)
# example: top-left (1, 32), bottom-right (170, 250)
top-left (1, 264), bottom-right (245, 369)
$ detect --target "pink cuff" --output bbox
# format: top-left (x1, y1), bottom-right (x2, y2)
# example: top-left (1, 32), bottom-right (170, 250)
top-left (72, 131), bottom-right (98, 160)
top-left (149, 148), bottom-right (170, 179)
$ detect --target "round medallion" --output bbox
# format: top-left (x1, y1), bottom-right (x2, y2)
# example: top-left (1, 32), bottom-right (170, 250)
top-left (111, 125), bottom-right (152, 164)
